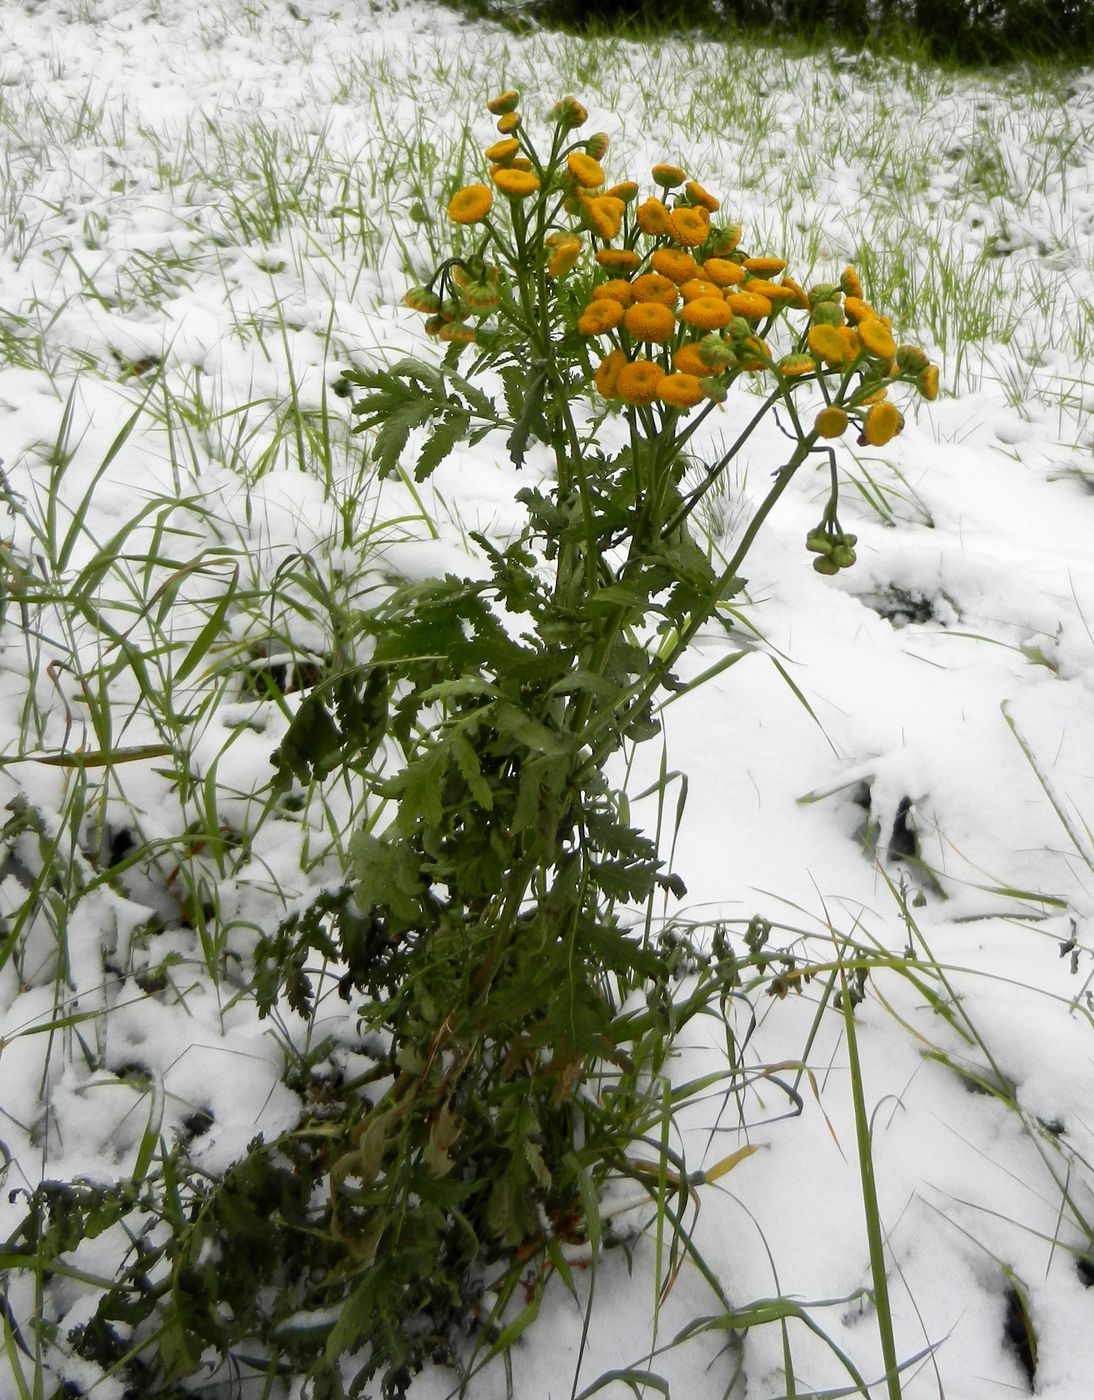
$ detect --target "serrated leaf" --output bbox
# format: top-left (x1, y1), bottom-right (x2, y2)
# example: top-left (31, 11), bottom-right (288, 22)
top-left (349, 830), bottom-right (424, 926)
top-left (449, 730), bottom-right (494, 811)
top-left (372, 399), bottom-right (436, 476)
top-left (415, 408), bottom-right (470, 480)
top-left (494, 700), bottom-right (574, 756)
top-left (506, 362), bottom-right (548, 469)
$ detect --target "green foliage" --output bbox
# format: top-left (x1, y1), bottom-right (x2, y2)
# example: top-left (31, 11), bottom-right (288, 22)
top-left (468, 0), bottom-right (1094, 63)
top-left (2, 84), bottom-right (933, 1400)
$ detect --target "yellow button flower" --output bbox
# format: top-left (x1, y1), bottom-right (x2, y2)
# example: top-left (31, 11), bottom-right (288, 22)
top-left (447, 184), bottom-right (493, 225)
top-left (681, 296), bottom-right (733, 330)
top-left (726, 291), bottom-right (773, 320)
top-left (668, 206), bottom-right (710, 248)
top-left (860, 400), bottom-right (904, 445)
top-left (630, 272), bottom-right (679, 307)
top-left (567, 151), bottom-right (605, 187)
top-left (658, 373), bottom-right (705, 408)
top-left (778, 353), bottom-right (815, 377)
top-left (779, 277), bottom-right (810, 309)
top-left (616, 359), bottom-right (666, 405)
top-left (685, 180), bottom-right (720, 212)
top-left (623, 301), bottom-right (677, 343)
top-left (702, 257), bottom-right (746, 287)
top-left (596, 248), bottom-right (642, 272)
top-left (496, 112), bottom-right (521, 133)
top-left (591, 279), bottom-right (635, 306)
top-left (485, 137), bottom-right (521, 164)
top-left (547, 236), bottom-right (582, 277)
top-left (744, 255), bottom-right (787, 275)
top-left (605, 181), bottom-right (639, 203)
top-left (674, 342), bottom-right (712, 377)
top-left (636, 198), bottom-right (671, 236)
top-left (595, 348), bottom-right (627, 398)
top-left (652, 163), bottom-right (687, 187)
top-left (807, 323), bottom-right (847, 363)
top-left (577, 299), bottom-right (625, 335)
top-left (815, 406), bottom-right (849, 438)
top-left (651, 247), bottom-right (699, 284)
top-left (843, 295), bottom-right (876, 323)
top-left (487, 89), bottom-right (520, 115)
top-left (583, 195), bottom-right (625, 240)
top-left (492, 168), bottom-right (540, 198)
top-left (858, 318), bottom-right (897, 359)
top-left (918, 365), bottom-right (939, 399)
top-left (680, 278), bottom-right (723, 303)
top-left (840, 264), bottom-right (864, 299)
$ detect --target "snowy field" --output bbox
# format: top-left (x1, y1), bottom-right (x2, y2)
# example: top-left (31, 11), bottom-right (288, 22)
top-left (1, 0), bottom-right (1094, 1395)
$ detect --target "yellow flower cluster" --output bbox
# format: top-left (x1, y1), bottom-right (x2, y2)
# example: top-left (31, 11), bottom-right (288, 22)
top-left (421, 93), bottom-right (941, 416)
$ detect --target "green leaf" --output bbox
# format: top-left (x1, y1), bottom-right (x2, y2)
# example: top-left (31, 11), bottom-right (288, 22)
top-left (450, 730), bottom-right (494, 811)
top-left (371, 398), bottom-right (436, 476)
top-left (415, 408), bottom-right (470, 480)
top-left (349, 830), bottom-right (425, 926)
top-left (505, 361), bottom-right (548, 469)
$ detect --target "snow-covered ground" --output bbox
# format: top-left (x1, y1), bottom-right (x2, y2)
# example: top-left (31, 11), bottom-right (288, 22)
top-left (1, 0), bottom-right (1093, 1395)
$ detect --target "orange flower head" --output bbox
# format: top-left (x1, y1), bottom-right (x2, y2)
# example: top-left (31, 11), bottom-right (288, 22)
top-left (651, 247), bottom-right (699, 284)
top-left (680, 278), bottom-right (723, 303)
top-left (616, 358), bottom-right (666, 405)
top-left (595, 348), bottom-right (627, 399)
top-left (605, 181), bottom-right (639, 203)
top-left (567, 151), bottom-right (605, 188)
top-left (859, 400), bottom-right (904, 446)
top-left (652, 163), bottom-right (687, 188)
top-left (636, 198), bottom-right (671, 236)
top-left (583, 195), bottom-right (624, 240)
top-left (725, 291), bottom-right (773, 320)
top-left (674, 341), bottom-right (712, 377)
top-left (702, 257), bottom-right (746, 287)
top-left (779, 277), bottom-right (810, 310)
top-left (623, 301), bottom-right (677, 343)
top-left (778, 353), bottom-right (815, 377)
top-left (592, 278), bottom-right (635, 306)
top-left (487, 89), bottom-right (520, 115)
top-left (585, 132), bottom-right (610, 160)
top-left (815, 406), bottom-right (849, 438)
top-left (807, 323), bottom-right (848, 364)
top-left (838, 326), bottom-right (862, 361)
top-left (918, 364), bottom-right (940, 400)
top-left (596, 248), bottom-right (642, 272)
top-left (668, 206), bottom-right (710, 248)
top-left (496, 111), bottom-right (521, 134)
top-left (681, 296), bottom-right (732, 331)
top-left (551, 95), bottom-right (588, 129)
top-left (840, 265), bottom-right (864, 299)
top-left (492, 168), bottom-right (540, 198)
top-left (843, 295), bottom-right (877, 324)
top-left (743, 255), bottom-right (787, 275)
top-left (630, 272), bottom-right (679, 308)
top-left (546, 236), bottom-right (582, 278)
top-left (658, 373), bottom-right (704, 409)
top-left (858, 318), bottom-right (897, 360)
top-left (685, 180), bottom-right (720, 212)
top-left (485, 137), bottom-right (521, 164)
top-left (448, 184), bottom-right (493, 225)
top-left (577, 299), bottom-right (625, 335)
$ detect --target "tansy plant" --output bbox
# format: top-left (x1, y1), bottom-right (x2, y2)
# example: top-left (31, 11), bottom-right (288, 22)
top-left (254, 91), bottom-right (939, 1392)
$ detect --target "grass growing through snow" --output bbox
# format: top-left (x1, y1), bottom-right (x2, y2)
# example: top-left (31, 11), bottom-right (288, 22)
top-left (1, 1), bottom-right (1093, 1394)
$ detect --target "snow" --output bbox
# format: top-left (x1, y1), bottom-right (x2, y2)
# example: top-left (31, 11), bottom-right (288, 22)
top-left (1, 0), bottom-right (1093, 1396)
